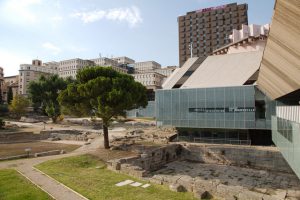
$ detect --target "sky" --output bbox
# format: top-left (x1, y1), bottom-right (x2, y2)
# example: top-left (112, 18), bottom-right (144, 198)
top-left (0, 0), bottom-right (275, 76)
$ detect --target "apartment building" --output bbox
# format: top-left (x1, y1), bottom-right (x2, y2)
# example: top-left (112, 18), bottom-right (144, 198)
top-left (178, 3), bottom-right (248, 66)
top-left (132, 72), bottom-right (166, 100)
top-left (19, 59), bottom-right (58, 95)
top-left (2, 75), bottom-right (19, 103)
top-left (229, 24), bottom-right (269, 42)
top-left (59, 58), bottom-right (94, 79)
top-left (132, 72), bottom-right (166, 90)
top-left (112, 56), bottom-right (135, 65)
top-left (133, 61), bottom-right (161, 72)
top-left (154, 66), bottom-right (177, 77)
top-left (91, 57), bottom-right (127, 73)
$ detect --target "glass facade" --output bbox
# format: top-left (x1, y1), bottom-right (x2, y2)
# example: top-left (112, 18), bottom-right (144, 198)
top-left (126, 101), bottom-right (156, 118)
top-left (272, 116), bottom-right (300, 178)
top-left (156, 85), bottom-right (270, 130)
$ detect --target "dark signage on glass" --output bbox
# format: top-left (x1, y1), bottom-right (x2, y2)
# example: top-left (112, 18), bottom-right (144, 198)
top-left (189, 107), bottom-right (255, 113)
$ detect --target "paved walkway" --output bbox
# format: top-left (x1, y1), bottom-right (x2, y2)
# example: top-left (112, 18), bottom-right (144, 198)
top-left (0, 132), bottom-right (122, 200)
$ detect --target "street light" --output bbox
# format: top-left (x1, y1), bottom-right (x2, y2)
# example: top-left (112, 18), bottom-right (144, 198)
top-left (189, 42), bottom-right (193, 58)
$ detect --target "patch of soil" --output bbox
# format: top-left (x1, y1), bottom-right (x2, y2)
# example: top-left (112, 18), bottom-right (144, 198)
top-left (0, 142), bottom-right (80, 158)
top-left (89, 149), bottom-right (137, 162)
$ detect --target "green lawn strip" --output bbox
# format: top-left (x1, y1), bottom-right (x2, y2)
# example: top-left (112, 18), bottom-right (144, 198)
top-left (36, 154), bottom-right (198, 200)
top-left (0, 169), bottom-right (52, 200)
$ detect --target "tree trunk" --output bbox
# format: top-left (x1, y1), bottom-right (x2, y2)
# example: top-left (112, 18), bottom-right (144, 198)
top-left (103, 123), bottom-right (110, 149)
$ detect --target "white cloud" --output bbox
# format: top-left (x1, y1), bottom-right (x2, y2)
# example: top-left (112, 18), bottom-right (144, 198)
top-left (1, 0), bottom-right (42, 24)
top-left (71, 6), bottom-right (143, 27)
top-left (42, 42), bottom-right (61, 55)
top-left (51, 15), bottom-right (63, 22)
top-left (49, 15), bottom-right (63, 27)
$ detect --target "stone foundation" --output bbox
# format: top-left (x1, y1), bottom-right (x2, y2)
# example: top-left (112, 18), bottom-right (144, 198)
top-left (107, 144), bottom-right (183, 177)
top-left (181, 143), bottom-right (294, 174)
top-left (0, 131), bottom-right (51, 143)
top-left (107, 143), bottom-right (299, 200)
top-left (40, 130), bottom-right (98, 141)
top-left (151, 161), bottom-right (300, 200)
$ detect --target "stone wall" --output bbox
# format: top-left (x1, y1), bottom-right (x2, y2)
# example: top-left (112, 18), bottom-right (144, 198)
top-left (108, 143), bottom-right (295, 179)
top-left (0, 131), bottom-right (51, 143)
top-left (40, 130), bottom-right (98, 141)
top-left (107, 144), bottom-right (183, 177)
top-left (181, 143), bottom-right (293, 174)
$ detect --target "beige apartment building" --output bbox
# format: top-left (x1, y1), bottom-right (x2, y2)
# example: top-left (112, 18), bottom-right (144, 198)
top-left (19, 59), bottom-right (58, 95)
top-left (178, 3), bottom-right (248, 66)
top-left (112, 56), bottom-right (135, 65)
top-left (154, 66), bottom-right (177, 77)
top-left (133, 61), bottom-right (161, 72)
top-left (91, 57), bottom-right (127, 73)
top-left (132, 72), bottom-right (166, 90)
top-left (59, 58), bottom-right (94, 79)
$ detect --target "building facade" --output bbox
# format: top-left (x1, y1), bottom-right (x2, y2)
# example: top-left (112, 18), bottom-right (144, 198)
top-left (3, 75), bottom-right (19, 103)
top-left (19, 60), bottom-right (58, 95)
top-left (132, 72), bottom-right (166, 101)
top-left (229, 24), bottom-right (269, 42)
top-left (178, 3), bottom-right (248, 66)
top-left (59, 58), bottom-right (94, 79)
top-left (132, 72), bottom-right (166, 90)
top-left (154, 66), bottom-right (178, 77)
top-left (91, 57), bottom-right (127, 74)
top-left (112, 56), bottom-right (135, 65)
top-left (133, 61), bottom-right (161, 72)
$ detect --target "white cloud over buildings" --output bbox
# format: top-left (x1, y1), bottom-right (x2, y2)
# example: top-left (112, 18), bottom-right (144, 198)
top-left (71, 6), bottom-right (143, 27)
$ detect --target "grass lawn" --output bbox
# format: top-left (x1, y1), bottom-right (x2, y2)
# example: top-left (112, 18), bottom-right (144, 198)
top-left (36, 155), bottom-right (198, 200)
top-left (0, 142), bottom-right (80, 158)
top-left (0, 169), bottom-right (52, 200)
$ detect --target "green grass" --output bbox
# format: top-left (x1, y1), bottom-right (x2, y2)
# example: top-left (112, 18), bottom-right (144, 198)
top-left (0, 169), bottom-right (52, 200)
top-left (36, 155), bottom-right (198, 200)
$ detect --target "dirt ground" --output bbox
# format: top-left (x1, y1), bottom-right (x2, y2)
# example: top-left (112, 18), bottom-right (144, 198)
top-left (89, 149), bottom-right (137, 162)
top-left (0, 142), bottom-right (80, 158)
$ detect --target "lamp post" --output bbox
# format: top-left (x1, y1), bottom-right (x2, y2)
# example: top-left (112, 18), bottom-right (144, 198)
top-left (189, 42), bottom-right (193, 58)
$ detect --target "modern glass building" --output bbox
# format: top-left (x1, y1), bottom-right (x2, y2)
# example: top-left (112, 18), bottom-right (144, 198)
top-left (155, 85), bottom-right (275, 145)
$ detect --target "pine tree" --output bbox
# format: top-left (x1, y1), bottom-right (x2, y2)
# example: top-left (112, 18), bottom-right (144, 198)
top-left (7, 87), bottom-right (13, 104)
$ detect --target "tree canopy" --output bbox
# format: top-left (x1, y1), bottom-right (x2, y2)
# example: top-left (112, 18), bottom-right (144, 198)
top-left (7, 87), bottom-right (13, 104)
top-left (58, 66), bottom-right (148, 148)
top-left (9, 94), bottom-right (30, 119)
top-left (28, 74), bottom-right (73, 122)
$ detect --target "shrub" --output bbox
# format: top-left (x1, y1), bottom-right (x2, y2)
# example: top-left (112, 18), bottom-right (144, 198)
top-left (57, 114), bottom-right (64, 122)
top-left (9, 95), bottom-right (30, 119)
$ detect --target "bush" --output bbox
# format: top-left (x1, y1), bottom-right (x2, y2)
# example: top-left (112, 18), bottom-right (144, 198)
top-left (0, 118), bottom-right (5, 129)
top-left (57, 114), bottom-right (64, 122)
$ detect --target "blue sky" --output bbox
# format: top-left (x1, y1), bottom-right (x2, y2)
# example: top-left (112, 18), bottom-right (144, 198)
top-left (0, 0), bottom-right (275, 76)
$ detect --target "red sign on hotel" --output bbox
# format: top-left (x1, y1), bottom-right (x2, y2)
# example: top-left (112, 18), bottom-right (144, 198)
top-left (196, 5), bottom-right (227, 13)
